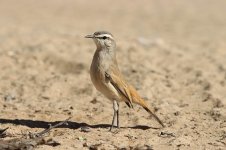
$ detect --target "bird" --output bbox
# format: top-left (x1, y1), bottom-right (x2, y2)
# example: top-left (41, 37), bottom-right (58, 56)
top-left (85, 31), bottom-right (164, 131)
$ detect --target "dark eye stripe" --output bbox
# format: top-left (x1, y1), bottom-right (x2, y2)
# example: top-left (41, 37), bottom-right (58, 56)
top-left (97, 36), bottom-right (108, 39)
top-left (96, 35), bottom-right (113, 40)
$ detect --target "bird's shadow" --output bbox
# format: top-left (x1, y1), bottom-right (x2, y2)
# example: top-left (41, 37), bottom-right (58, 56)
top-left (0, 118), bottom-right (159, 130)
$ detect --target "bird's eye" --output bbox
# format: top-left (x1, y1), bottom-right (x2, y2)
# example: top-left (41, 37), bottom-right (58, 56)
top-left (102, 36), bottom-right (107, 40)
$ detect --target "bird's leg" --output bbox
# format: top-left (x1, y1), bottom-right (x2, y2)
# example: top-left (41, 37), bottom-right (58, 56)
top-left (116, 102), bottom-right (119, 128)
top-left (110, 100), bottom-right (119, 131)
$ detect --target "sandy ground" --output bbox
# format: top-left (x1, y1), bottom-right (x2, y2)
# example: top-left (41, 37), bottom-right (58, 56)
top-left (0, 0), bottom-right (226, 149)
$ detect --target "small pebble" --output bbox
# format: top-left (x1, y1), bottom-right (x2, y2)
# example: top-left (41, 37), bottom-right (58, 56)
top-left (80, 126), bottom-right (91, 132)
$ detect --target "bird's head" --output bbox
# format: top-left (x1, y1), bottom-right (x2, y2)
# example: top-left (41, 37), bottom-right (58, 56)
top-left (85, 31), bottom-right (116, 50)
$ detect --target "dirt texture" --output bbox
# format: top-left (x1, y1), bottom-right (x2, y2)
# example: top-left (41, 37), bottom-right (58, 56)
top-left (0, 0), bottom-right (226, 149)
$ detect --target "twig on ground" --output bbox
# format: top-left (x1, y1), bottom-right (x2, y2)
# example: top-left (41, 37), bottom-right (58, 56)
top-left (0, 117), bottom-right (72, 150)
top-left (0, 127), bottom-right (9, 138)
top-left (30, 116), bottom-right (72, 138)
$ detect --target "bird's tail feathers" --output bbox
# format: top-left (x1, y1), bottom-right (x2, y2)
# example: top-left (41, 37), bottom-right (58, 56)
top-left (128, 85), bottom-right (165, 127)
top-left (137, 98), bottom-right (165, 128)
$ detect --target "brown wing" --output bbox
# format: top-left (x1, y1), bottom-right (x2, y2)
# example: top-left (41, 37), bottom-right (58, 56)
top-left (105, 65), bottom-right (165, 127)
top-left (105, 65), bottom-right (134, 108)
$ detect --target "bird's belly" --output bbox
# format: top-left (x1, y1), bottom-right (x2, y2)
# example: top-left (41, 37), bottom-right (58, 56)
top-left (90, 66), bottom-right (121, 101)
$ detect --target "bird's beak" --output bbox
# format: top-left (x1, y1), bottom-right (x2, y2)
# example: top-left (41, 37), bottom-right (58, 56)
top-left (85, 34), bottom-right (94, 38)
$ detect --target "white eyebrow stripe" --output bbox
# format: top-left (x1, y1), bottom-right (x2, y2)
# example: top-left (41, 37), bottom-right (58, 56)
top-left (95, 34), bottom-right (113, 39)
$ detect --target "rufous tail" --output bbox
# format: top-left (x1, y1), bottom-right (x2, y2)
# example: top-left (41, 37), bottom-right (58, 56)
top-left (142, 102), bottom-right (165, 128)
top-left (128, 85), bottom-right (165, 127)
top-left (135, 96), bottom-right (165, 127)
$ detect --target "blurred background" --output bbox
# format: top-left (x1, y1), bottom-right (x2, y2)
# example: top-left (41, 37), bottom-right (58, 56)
top-left (1, 0), bottom-right (226, 39)
top-left (0, 0), bottom-right (225, 149)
